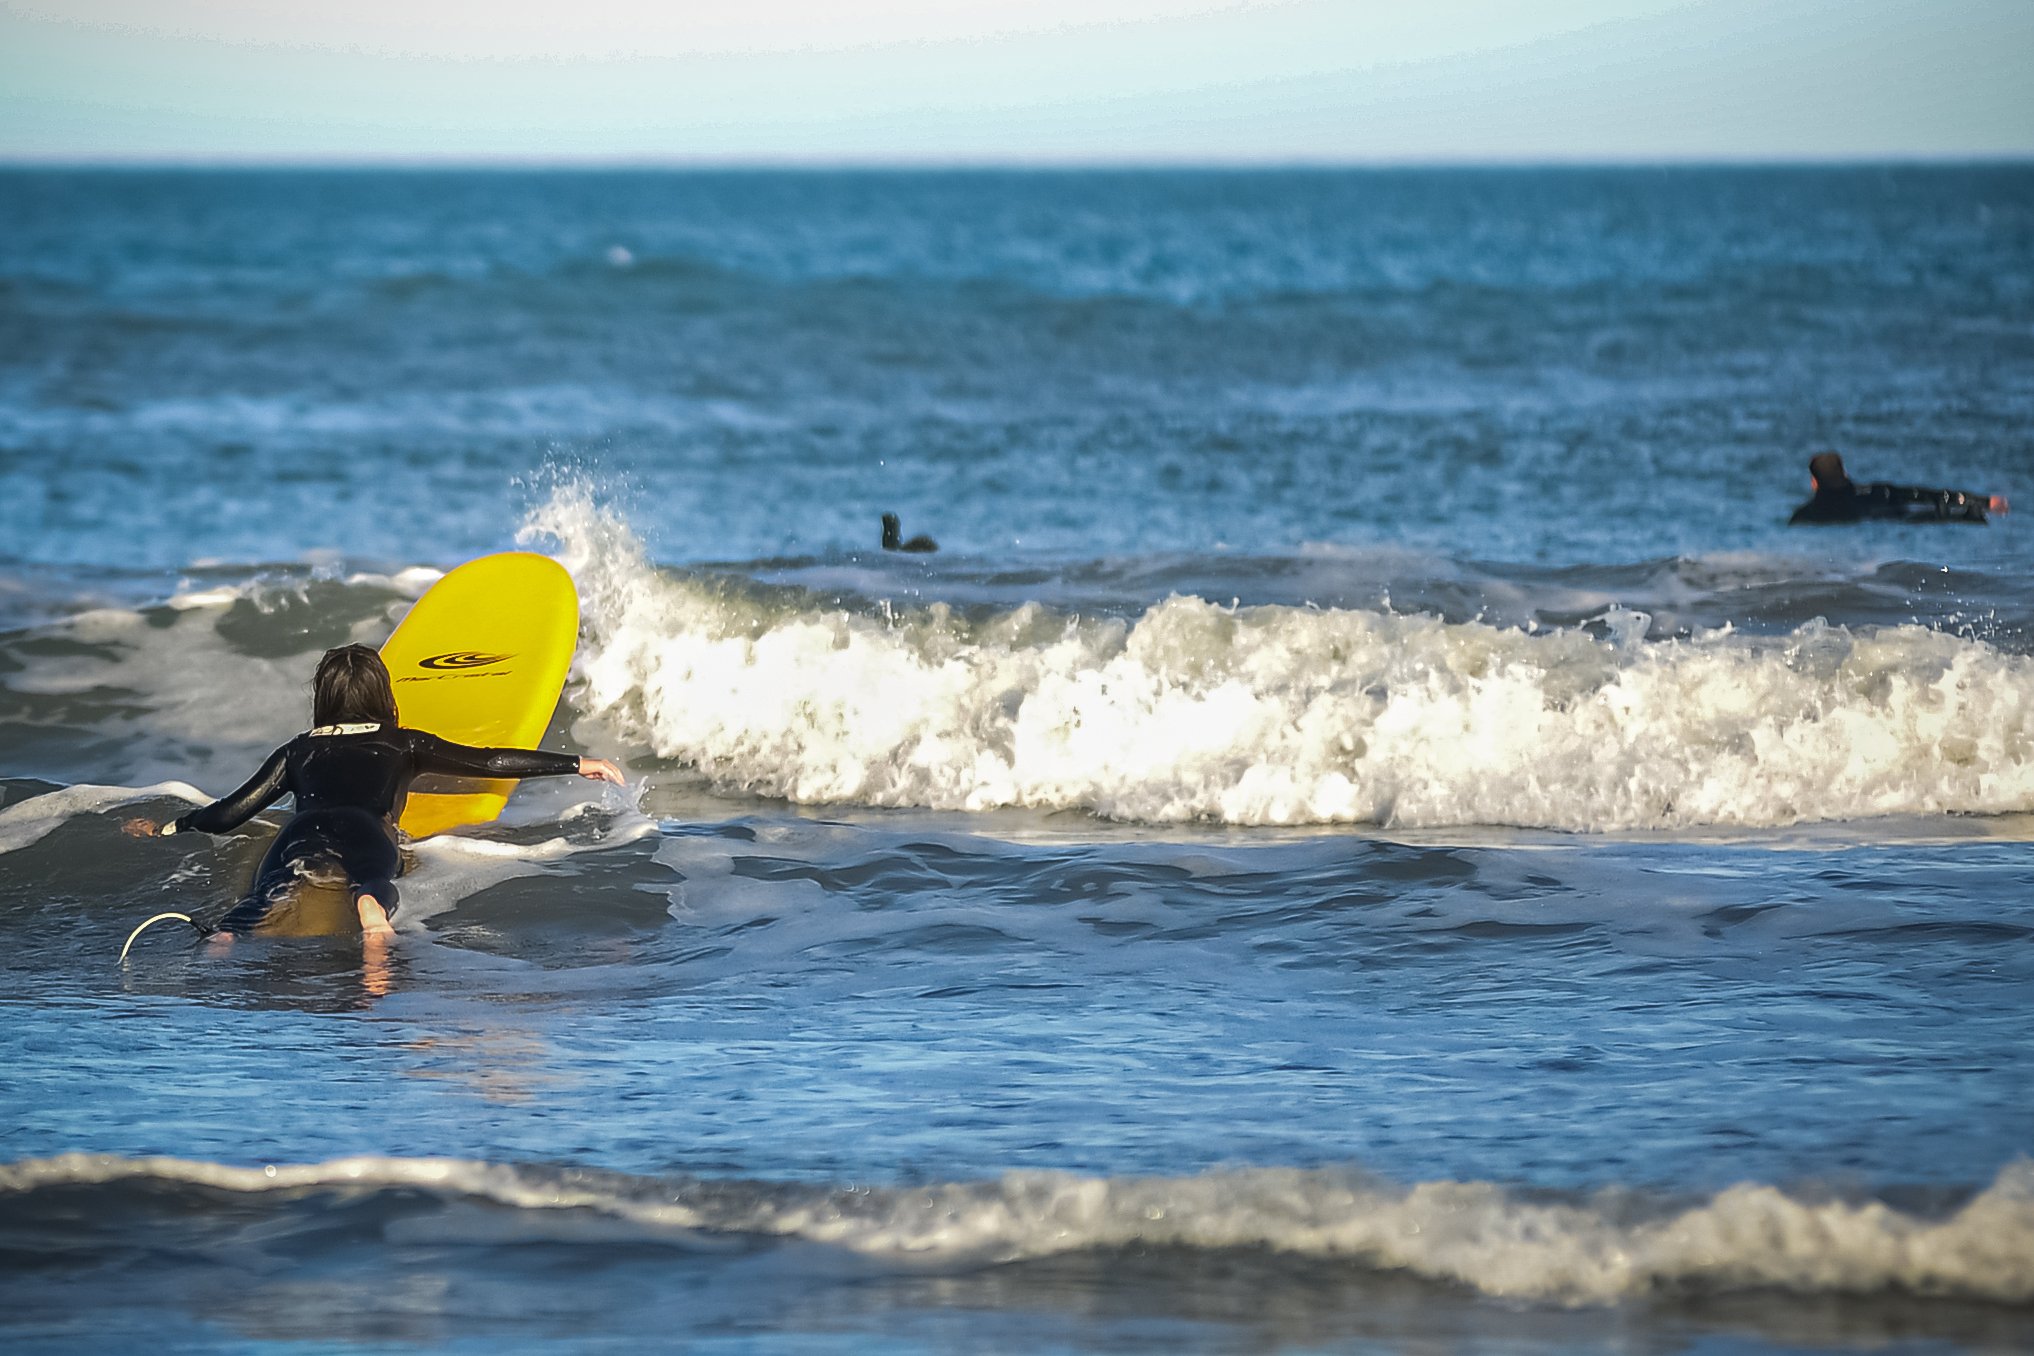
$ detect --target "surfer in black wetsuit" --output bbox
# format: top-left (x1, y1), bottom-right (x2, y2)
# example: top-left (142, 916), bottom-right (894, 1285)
top-left (124, 645), bottom-right (623, 941)
top-left (1789, 452), bottom-right (2007, 525)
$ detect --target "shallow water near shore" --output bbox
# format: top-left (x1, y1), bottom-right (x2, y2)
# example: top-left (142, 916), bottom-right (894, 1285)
top-left (3, 166), bottom-right (2033, 1353)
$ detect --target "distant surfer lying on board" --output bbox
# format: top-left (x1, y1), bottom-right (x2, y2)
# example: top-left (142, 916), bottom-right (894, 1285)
top-left (123, 644), bottom-right (623, 941)
top-left (1789, 451), bottom-right (2006, 524)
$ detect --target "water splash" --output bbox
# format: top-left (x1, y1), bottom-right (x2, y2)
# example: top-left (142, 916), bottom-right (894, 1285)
top-left (526, 486), bottom-right (2034, 831)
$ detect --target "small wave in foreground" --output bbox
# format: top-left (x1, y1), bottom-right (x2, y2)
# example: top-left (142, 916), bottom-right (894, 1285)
top-left (5, 1153), bottom-right (2030, 1308)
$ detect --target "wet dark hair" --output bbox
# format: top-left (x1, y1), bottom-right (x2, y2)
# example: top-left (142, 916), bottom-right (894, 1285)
top-left (1808, 451), bottom-right (1849, 491)
top-left (312, 644), bottom-right (399, 728)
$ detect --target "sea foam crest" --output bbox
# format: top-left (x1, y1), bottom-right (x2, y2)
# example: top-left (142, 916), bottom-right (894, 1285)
top-left (6, 1153), bottom-right (2031, 1306)
top-left (527, 491), bottom-right (2034, 832)
top-left (0, 781), bottom-right (205, 854)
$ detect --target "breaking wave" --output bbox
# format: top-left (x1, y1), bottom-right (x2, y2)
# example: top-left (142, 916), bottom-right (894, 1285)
top-left (531, 489), bottom-right (2034, 832)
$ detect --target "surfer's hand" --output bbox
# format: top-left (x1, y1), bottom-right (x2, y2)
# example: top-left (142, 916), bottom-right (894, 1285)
top-left (1989, 495), bottom-right (2010, 515)
top-left (578, 757), bottom-right (625, 786)
top-left (121, 818), bottom-right (160, 838)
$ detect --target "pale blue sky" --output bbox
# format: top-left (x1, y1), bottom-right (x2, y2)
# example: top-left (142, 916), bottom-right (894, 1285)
top-left (2, 0), bottom-right (2029, 162)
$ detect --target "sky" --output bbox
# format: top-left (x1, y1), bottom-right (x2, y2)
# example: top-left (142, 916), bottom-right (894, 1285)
top-left (1, 0), bottom-right (2030, 163)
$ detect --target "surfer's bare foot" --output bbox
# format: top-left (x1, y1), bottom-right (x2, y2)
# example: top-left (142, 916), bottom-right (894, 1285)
top-left (359, 902), bottom-right (393, 997)
top-left (358, 895), bottom-right (395, 938)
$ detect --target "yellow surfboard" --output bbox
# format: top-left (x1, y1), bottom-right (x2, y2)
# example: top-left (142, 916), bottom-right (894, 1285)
top-left (381, 552), bottom-right (580, 838)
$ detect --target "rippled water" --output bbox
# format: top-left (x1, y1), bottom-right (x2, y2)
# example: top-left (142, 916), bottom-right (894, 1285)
top-left (3, 168), bottom-right (2032, 1354)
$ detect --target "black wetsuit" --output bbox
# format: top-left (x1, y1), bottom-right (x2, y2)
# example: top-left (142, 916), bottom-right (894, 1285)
top-left (1789, 482), bottom-right (1991, 524)
top-left (169, 725), bottom-right (579, 932)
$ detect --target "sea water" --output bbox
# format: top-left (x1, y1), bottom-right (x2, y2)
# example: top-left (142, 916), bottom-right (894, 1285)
top-left (2, 167), bottom-right (2032, 1353)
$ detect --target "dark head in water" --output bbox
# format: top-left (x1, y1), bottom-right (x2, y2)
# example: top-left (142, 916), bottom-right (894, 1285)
top-left (313, 644), bottom-right (399, 727)
top-left (881, 513), bottom-right (938, 553)
top-left (1807, 451), bottom-right (1851, 492)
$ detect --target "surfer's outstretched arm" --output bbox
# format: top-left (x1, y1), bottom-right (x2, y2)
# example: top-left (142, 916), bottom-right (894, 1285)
top-left (1865, 482), bottom-right (1997, 521)
top-left (405, 731), bottom-right (623, 784)
top-left (124, 743), bottom-right (292, 838)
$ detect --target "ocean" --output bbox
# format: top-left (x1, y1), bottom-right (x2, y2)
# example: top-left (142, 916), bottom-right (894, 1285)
top-left (2, 166), bottom-right (2031, 1353)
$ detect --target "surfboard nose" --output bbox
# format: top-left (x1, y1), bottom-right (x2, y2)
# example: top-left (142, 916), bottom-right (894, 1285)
top-left (380, 552), bottom-right (580, 838)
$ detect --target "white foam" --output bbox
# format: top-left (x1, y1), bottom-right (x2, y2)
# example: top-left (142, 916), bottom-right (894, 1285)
top-left (5, 1153), bottom-right (2028, 1306)
top-left (0, 781), bottom-right (206, 854)
top-left (169, 566), bottom-right (436, 601)
top-left (388, 837), bottom-right (559, 932)
top-left (381, 565), bottom-right (446, 596)
top-left (6, 602), bottom-right (309, 788)
top-left (165, 587), bottom-right (241, 611)
top-left (381, 811), bottom-right (658, 931)
top-left (525, 490), bottom-right (2034, 832)
top-left (2, 565), bottom-right (447, 791)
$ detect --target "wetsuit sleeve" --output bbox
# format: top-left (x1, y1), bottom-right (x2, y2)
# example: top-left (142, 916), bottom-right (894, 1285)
top-left (1865, 483), bottom-right (1989, 521)
top-left (172, 743), bottom-right (292, 835)
top-left (405, 730), bottom-right (582, 780)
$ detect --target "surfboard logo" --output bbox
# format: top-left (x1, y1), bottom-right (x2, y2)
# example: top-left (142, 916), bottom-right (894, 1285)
top-left (417, 650), bottom-right (516, 671)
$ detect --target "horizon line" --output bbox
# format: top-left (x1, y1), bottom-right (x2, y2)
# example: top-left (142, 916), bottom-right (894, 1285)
top-left (5, 152), bottom-right (2033, 173)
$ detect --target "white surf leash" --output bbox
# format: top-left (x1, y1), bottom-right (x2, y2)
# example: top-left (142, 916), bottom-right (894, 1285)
top-left (118, 911), bottom-right (215, 963)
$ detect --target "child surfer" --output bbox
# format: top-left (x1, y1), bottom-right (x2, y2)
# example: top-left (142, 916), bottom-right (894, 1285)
top-left (124, 644), bottom-right (623, 941)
